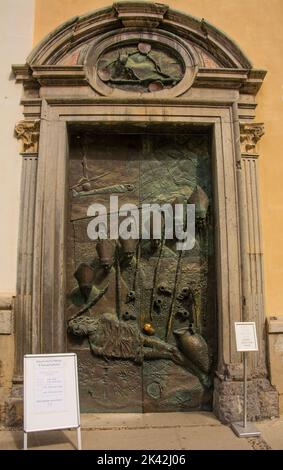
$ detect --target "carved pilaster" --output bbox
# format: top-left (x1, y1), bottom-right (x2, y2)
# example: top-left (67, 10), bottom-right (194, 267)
top-left (15, 120), bottom-right (40, 154)
top-left (240, 123), bottom-right (266, 375)
top-left (6, 130), bottom-right (39, 426)
top-left (214, 117), bottom-right (278, 423)
top-left (13, 122), bottom-right (39, 382)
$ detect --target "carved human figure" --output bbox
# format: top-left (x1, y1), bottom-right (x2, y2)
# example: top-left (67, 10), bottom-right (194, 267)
top-left (69, 239), bottom-right (131, 318)
top-left (68, 312), bottom-right (183, 364)
top-left (67, 312), bottom-right (211, 388)
top-left (70, 262), bottom-right (109, 315)
top-left (119, 237), bottom-right (138, 266)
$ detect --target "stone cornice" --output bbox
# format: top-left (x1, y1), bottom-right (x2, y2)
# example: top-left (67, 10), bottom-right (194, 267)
top-left (12, 64), bottom-right (265, 96)
top-left (32, 65), bottom-right (87, 86)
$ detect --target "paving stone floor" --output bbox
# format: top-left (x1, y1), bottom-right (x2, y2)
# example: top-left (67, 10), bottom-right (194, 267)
top-left (0, 412), bottom-right (282, 450)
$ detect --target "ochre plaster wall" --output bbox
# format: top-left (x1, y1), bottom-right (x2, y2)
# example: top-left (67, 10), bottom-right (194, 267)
top-left (33, 0), bottom-right (283, 316)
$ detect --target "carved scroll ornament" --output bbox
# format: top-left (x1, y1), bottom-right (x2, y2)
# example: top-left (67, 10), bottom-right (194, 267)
top-left (15, 120), bottom-right (40, 154)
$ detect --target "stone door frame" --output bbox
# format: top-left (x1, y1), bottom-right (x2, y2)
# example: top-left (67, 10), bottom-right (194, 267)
top-left (10, 2), bottom-right (278, 424)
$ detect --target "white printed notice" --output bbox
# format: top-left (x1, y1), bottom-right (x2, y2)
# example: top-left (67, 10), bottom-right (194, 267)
top-left (235, 322), bottom-right (258, 352)
top-left (33, 358), bottom-right (65, 413)
top-left (24, 354), bottom-right (80, 433)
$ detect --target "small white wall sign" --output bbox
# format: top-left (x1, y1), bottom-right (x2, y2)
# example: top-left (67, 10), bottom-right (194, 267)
top-left (231, 322), bottom-right (261, 438)
top-left (234, 322), bottom-right (258, 352)
top-left (24, 353), bottom-right (81, 450)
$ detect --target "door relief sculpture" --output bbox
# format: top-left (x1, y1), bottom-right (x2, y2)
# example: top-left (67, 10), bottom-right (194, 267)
top-left (67, 132), bottom-right (216, 412)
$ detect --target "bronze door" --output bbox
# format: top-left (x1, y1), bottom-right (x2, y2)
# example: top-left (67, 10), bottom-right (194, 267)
top-left (67, 131), bottom-right (216, 412)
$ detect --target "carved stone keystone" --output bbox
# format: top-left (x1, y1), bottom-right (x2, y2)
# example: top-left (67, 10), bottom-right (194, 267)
top-left (113, 1), bottom-right (168, 28)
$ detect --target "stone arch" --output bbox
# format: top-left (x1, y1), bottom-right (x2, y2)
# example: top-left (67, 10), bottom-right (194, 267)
top-left (27, 2), bottom-right (252, 69)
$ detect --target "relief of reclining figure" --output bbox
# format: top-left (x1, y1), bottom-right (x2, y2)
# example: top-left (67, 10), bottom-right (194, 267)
top-left (68, 312), bottom-right (179, 363)
top-left (67, 312), bottom-right (211, 388)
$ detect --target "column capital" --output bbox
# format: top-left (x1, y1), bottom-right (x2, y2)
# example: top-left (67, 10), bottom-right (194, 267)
top-left (240, 123), bottom-right (264, 157)
top-left (15, 120), bottom-right (40, 155)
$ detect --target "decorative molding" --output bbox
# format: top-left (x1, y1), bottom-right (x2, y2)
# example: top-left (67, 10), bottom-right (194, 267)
top-left (12, 64), bottom-right (32, 82)
top-left (15, 120), bottom-right (40, 154)
top-left (242, 69), bottom-right (267, 94)
top-left (164, 9), bottom-right (252, 69)
top-left (12, 64), bottom-right (39, 90)
top-left (240, 123), bottom-right (264, 156)
top-left (31, 65), bottom-right (87, 86)
top-left (21, 153), bottom-right (39, 160)
top-left (12, 65), bottom-right (266, 98)
top-left (20, 98), bottom-right (42, 120)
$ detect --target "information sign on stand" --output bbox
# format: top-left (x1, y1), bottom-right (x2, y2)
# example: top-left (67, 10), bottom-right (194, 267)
top-left (24, 353), bottom-right (82, 450)
top-left (231, 322), bottom-right (261, 438)
top-left (235, 322), bottom-right (258, 351)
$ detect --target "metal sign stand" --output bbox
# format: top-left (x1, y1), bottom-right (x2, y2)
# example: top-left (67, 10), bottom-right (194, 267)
top-left (23, 426), bottom-right (82, 450)
top-left (231, 352), bottom-right (261, 437)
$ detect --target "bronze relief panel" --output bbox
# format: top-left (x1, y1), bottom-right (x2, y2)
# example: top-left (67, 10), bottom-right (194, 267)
top-left (97, 42), bottom-right (184, 93)
top-left (66, 131), bottom-right (216, 412)
top-left (85, 32), bottom-right (198, 97)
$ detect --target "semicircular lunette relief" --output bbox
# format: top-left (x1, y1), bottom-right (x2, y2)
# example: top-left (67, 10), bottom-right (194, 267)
top-left (96, 42), bottom-right (184, 93)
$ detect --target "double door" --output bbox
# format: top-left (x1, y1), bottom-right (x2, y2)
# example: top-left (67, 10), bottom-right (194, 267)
top-left (67, 131), bottom-right (216, 412)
